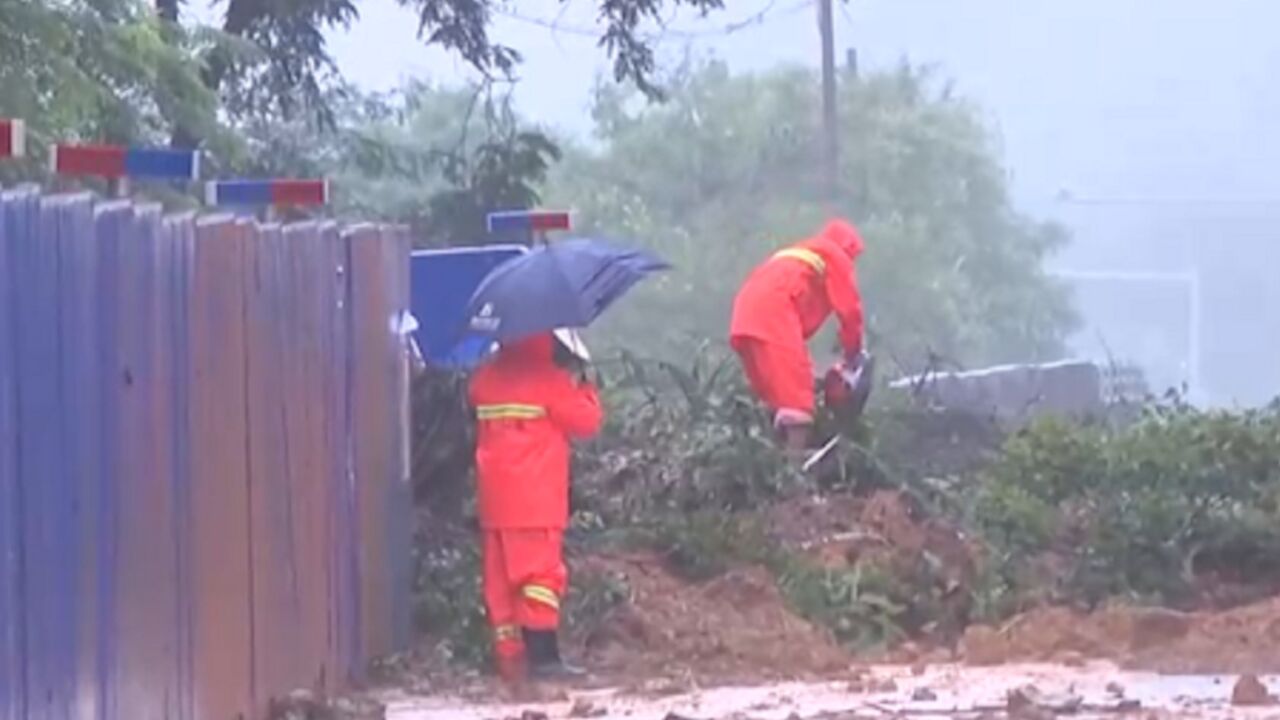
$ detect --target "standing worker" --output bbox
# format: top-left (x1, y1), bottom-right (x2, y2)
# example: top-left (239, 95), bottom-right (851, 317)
top-left (729, 218), bottom-right (866, 451)
top-left (469, 329), bottom-right (602, 684)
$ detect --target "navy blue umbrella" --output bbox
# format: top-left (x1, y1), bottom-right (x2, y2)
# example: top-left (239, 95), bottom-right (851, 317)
top-left (461, 237), bottom-right (670, 343)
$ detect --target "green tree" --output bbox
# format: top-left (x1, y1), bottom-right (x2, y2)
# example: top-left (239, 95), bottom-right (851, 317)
top-left (0, 0), bottom-right (217, 182)
top-left (161, 0), bottom-right (729, 144)
top-left (229, 81), bottom-right (560, 243)
top-left (545, 60), bottom-right (1078, 370)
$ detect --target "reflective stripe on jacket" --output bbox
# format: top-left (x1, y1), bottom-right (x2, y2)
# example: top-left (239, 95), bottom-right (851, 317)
top-left (469, 334), bottom-right (603, 529)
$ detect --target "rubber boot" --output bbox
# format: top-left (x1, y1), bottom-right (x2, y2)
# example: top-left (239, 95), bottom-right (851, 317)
top-left (494, 650), bottom-right (528, 686)
top-left (523, 628), bottom-right (586, 680)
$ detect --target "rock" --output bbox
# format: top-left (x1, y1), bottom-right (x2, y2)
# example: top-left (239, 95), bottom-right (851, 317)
top-left (1231, 675), bottom-right (1276, 706)
top-left (1106, 681), bottom-right (1126, 696)
top-left (1007, 684), bottom-right (1083, 719)
top-left (911, 687), bottom-right (938, 701)
top-left (519, 711), bottom-right (549, 720)
top-left (568, 699), bottom-right (606, 718)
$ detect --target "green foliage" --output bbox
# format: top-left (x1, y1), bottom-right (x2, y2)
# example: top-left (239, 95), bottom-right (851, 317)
top-left (974, 402), bottom-right (1280, 610)
top-left (395, 0), bottom-right (725, 99)
top-left (411, 524), bottom-right (489, 668)
top-left (0, 0), bottom-right (217, 183)
top-left (776, 561), bottom-right (908, 652)
top-left (563, 564), bottom-right (631, 640)
top-left (547, 60), bottom-right (1077, 368)
top-left (232, 81), bottom-right (560, 243)
top-left (575, 345), bottom-right (803, 522)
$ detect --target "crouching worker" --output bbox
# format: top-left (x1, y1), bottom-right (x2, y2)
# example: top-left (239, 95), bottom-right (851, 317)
top-left (729, 218), bottom-right (866, 451)
top-left (468, 329), bottom-right (602, 684)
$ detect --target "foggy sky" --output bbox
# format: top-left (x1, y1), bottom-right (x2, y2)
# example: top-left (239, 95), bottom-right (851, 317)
top-left (315, 0), bottom-right (1280, 404)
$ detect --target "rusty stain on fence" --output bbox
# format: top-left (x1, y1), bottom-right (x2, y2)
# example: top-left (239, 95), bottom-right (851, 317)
top-left (0, 188), bottom-right (412, 720)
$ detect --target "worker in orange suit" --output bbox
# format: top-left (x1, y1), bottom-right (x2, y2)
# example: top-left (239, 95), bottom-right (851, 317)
top-left (729, 218), bottom-right (866, 451)
top-left (468, 329), bottom-right (602, 684)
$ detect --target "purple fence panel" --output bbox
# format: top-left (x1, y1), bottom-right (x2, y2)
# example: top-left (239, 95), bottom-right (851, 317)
top-left (280, 222), bottom-right (334, 696)
top-left (0, 191), bottom-right (410, 719)
top-left (322, 222), bottom-right (361, 685)
top-left (0, 188), bottom-right (36, 720)
top-left (111, 203), bottom-right (184, 720)
top-left (91, 202), bottom-right (127, 720)
top-left (55, 194), bottom-right (102, 720)
top-left (347, 225), bottom-right (413, 661)
top-left (386, 227), bottom-right (413, 647)
top-left (247, 223), bottom-right (307, 703)
top-left (163, 214), bottom-right (196, 720)
top-left (189, 216), bottom-right (254, 720)
top-left (19, 194), bottom-right (77, 720)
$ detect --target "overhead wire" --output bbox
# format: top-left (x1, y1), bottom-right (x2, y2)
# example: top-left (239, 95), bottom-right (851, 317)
top-left (492, 0), bottom-right (815, 42)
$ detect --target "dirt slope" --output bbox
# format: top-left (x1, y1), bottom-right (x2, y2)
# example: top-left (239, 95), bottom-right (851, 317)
top-left (574, 553), bottom-right (850, 684)
top-left (960, 598), bottom-right (1280, 674)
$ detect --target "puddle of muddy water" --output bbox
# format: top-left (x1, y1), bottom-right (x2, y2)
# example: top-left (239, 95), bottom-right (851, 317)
top-left (384, 663), bottom-right (1280, 720)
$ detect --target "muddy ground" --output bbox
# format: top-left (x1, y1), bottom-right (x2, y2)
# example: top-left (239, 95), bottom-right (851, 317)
top-left (386, 664), bottom-right (1280, 719)
top-left (354, 489), bottom-right (1280, 720)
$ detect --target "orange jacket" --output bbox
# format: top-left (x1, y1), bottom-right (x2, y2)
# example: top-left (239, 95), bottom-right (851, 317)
top-left (468, 334), bottom-right (603, 529)
top-left (729, 219), bottom-right (865, 354)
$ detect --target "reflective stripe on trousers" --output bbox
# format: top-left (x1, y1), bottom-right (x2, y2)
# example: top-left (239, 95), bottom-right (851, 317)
top-left (521, 584), bottom-right (560, 610)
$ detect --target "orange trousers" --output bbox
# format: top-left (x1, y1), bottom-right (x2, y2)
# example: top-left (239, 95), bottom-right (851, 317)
top-left (731, 337), bottom-right (815, 420)
top-left (482, 528), bottom-right (567, 660)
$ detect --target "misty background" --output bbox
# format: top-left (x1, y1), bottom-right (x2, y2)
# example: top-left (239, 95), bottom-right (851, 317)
top-left (233, 0), bottom-right (1279, 406)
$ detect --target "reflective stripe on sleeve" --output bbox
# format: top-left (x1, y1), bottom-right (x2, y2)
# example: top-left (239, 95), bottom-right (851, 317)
top-left (476, 403), bottom-right (547, 420)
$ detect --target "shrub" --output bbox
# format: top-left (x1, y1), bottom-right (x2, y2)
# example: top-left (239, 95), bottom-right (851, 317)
top-left (974, 401), bottom-right (1280, 609)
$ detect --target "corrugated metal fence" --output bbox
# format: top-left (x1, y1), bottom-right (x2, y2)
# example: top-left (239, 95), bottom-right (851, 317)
top-left (0, 187), bottom-right (412, 720)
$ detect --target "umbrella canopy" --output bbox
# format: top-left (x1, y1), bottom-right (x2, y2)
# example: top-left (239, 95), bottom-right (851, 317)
top-left (461, 237), bottom-right (669, 343)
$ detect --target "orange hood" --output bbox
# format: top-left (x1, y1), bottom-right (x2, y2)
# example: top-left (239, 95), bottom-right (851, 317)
top-left (820, 218), bottom-right (864, 259)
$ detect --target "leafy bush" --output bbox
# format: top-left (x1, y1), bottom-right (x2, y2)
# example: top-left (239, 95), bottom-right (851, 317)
top-left (974, 401), bottom-right (1280, 610)
top-left (411, 520), bottom-right (489, 668)
top-left (776, 561), bottom-right (908, 652)
top-left (574, 345), bottom-right (804, 521)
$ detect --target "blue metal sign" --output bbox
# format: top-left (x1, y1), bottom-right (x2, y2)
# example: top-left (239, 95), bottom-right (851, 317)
top-left (409, 245), bottom-right (526, 369)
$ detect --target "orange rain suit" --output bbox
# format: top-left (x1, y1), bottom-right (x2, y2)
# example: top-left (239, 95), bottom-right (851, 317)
top-left (728, 219), bottom-right (866, 421)
top-left (468, 334), bottom-right (603, 670)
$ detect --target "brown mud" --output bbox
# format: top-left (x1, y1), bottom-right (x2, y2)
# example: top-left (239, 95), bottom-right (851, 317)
top-left (574, 552), bottom-right (850, 684)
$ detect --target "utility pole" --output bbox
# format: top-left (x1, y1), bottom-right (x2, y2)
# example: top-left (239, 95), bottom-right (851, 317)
top-left (818, 0), bottom-right (839, 206)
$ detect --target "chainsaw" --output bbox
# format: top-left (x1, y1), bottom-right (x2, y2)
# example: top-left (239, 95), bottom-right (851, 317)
top-left (803, 351), bottom-right (876, 472)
